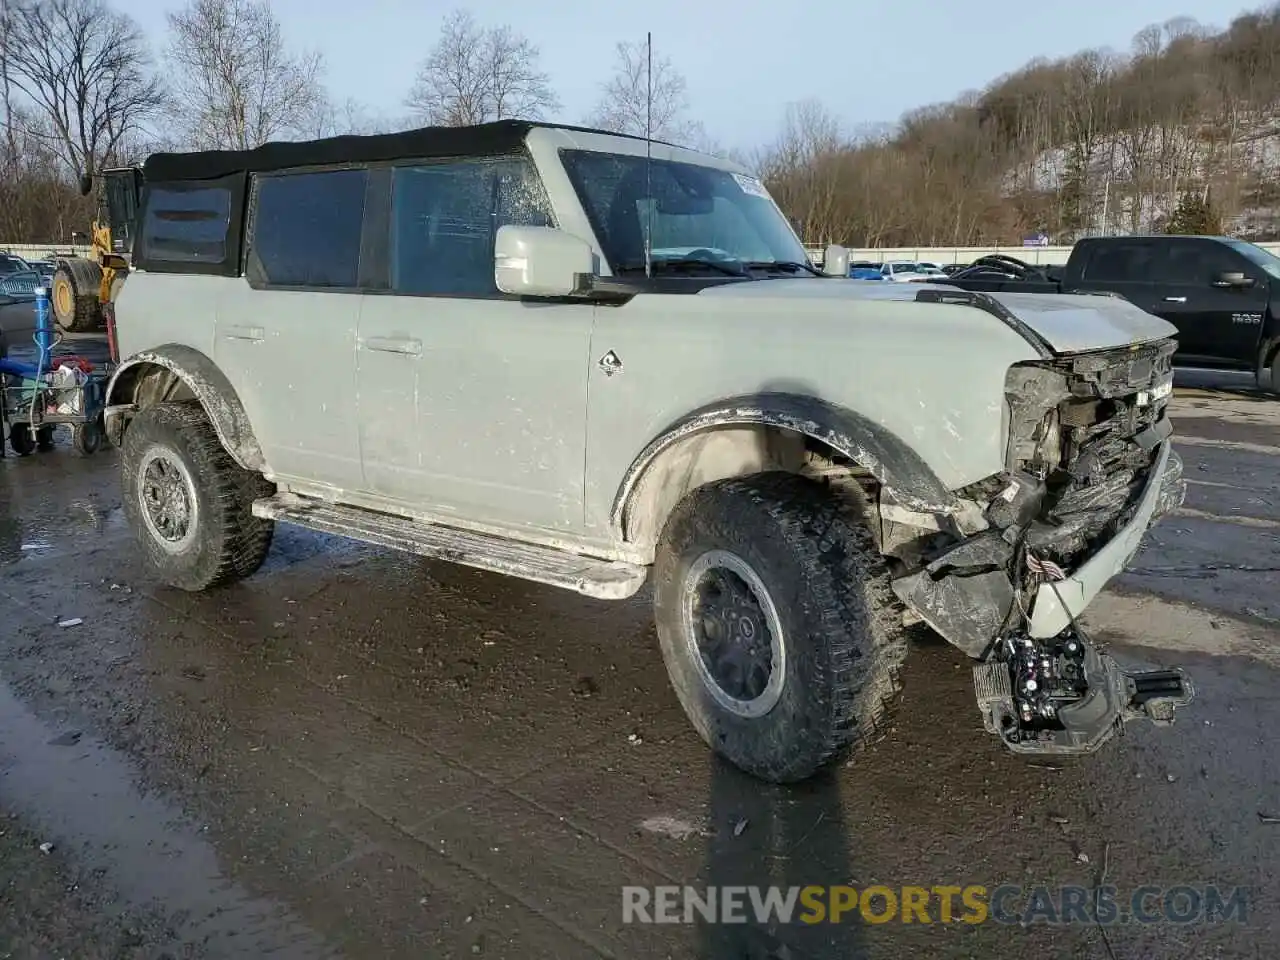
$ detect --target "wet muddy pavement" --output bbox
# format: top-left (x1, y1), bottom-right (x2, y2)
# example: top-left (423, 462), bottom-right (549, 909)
top-left (1, 372), bottom-right (1278, 960)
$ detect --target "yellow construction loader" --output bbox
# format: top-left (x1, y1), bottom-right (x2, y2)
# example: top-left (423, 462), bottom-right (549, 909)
top-left (49, 167), bottom-right (142, 333)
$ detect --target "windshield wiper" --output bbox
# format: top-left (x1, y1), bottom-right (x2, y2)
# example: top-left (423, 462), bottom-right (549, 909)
top-left (616, 258), bottom-right (745, 277)
top-left (743, 259), bottom-right (821, 276)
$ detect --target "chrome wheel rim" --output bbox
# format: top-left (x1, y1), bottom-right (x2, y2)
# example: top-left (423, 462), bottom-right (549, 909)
top-left (138, 447), bottom-right (199, 553)
top-left (681, 549), bottom-right (786, 718)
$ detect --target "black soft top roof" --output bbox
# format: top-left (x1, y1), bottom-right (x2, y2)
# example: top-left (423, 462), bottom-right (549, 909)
top-left (142, 119), bottom-right (658, 182)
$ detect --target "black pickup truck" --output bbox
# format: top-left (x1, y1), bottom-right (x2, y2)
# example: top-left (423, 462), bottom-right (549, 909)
top-left (937, 235), bottom-right (1280, 393)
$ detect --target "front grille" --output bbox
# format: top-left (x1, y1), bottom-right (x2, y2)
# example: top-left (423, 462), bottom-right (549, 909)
top-left (0, 270), bottom-right (41, 296)
top-left (1020, 340), bottom-right (1176, 563)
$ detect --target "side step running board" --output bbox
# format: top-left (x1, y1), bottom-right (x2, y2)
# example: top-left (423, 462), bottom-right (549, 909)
top-left (252, 494), bottom-right (648, 600)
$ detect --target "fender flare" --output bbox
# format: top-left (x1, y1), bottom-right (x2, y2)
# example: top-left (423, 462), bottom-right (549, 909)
top-left (105, 344), bottom-right (265, 471)
top-left (610, 392), bottom-right (960, 537)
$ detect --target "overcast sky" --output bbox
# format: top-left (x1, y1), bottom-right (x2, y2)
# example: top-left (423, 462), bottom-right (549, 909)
top-left (127, 0), bottom-right (1260, 150)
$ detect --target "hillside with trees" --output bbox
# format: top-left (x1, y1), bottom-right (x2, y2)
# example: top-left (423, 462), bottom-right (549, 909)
top-left (761, 4), bottom-right (1280, 247)
top-left (4, 0), bottom-right (1280, 249)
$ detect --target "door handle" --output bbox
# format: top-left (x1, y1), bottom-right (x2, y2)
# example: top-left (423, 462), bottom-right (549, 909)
top-left (224, 324), bottom-right (264, 341)
top-left (363, 336), bottom-right (422, 356)
top-left (1163, 296), bottom-right (1187, 303)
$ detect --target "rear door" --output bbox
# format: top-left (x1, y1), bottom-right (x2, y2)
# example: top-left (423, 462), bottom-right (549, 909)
top-left (216, 168), bottom-right (367, 489)
top-left (1148, 239), bottom-right (1268, 366)
top-left (1070, 238), bottom-right (1161, 308)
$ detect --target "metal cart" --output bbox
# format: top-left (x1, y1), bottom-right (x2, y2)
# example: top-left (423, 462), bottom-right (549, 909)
top-left (1, 282), bottom-right (112, 457)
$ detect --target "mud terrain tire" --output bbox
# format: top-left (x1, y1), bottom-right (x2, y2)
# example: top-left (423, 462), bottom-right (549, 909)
top-left (121, 401), bottom-right (275, 591)
top-left (653, 472), bottom-right (907, 783)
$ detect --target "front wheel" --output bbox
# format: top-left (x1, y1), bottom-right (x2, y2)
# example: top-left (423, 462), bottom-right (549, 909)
top-left (653, 472), bottom-right (908, 784)
top-left (120, 402), bottom-right (275, 591)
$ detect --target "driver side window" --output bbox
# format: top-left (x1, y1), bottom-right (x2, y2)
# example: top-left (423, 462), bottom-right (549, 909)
top-left (389, 156), bottom-right (553, 297)
top-left (1159, 242), bottom-right (1254, 286)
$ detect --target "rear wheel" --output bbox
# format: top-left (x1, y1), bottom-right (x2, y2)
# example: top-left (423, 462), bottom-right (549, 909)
top-left (653, 472), bottom-right (908, 784)
top-left (51, 262), bottom-right (101, 333)
top-left (121, 402), bottom-right (275, 591)
top-left (73, 418), bottom-right (101, 455)
top-left (36, 425), bottom-right (56, 451)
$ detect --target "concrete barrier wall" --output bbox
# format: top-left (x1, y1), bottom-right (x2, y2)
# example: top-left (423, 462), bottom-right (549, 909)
top-left (2, 243), bottom-right (94, 261)
top-left (803, 242), bottom-right (1280, 267)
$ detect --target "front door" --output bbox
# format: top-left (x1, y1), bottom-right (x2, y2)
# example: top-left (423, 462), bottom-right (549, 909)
top-left (1071, 238), bottom-right (1160, 310)
top-left (216, 168), bottom-right (369, 490)
top-left (1148, 240), bottom-right (1268, 366)
top-left (355, 155), bottom-right (593, 535)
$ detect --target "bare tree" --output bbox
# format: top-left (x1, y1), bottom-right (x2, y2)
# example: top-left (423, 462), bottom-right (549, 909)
top-left (1, 3), bottom-right (18, 168)
top-left (406, 10), bottom-right (558, 126)
top-left (586, 37), bottom-right (701, 143)
top-left (0, 0), bottom-right (163, 180)
top-left (306, 96), bottom-right (405, 138)
top-left (165, 0), bottom-right (326, 150)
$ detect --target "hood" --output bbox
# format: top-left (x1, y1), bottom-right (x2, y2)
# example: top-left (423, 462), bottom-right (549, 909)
top-left (695, 279), bottom-right (1177, 355)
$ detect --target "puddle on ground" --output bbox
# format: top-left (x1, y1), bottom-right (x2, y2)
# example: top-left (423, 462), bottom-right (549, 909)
top-left (0, 679), bottom-right (335, 959)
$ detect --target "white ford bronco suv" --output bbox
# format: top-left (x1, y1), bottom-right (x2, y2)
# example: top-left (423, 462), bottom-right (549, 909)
top-left (106, 120), bottom-right (1193, 783)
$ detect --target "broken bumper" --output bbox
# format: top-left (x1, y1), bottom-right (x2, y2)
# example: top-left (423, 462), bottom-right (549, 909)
top-left (1027, 442), bottom-right (1183, 638)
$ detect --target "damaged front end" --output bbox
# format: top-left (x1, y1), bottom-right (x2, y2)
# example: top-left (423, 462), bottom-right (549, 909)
top-left (884, 337), bottom-right (1193, 755)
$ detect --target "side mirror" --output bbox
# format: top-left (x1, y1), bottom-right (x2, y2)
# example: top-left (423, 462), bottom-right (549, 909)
top-left (494, 225), bottom-right (595, 298)
top-left (821, 244), bottom-right (850, 278)
top-left (1211, 271), bottom-right (1255, 289)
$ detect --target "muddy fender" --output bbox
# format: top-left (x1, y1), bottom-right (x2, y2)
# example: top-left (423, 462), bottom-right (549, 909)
top-left (106, 344), bottom-right (265, 471)
top-left (612, 392), bottom-right (960, 542)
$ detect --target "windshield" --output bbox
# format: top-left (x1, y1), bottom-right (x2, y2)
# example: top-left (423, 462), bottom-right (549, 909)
top-left (1221, 239), bottom-right (1280, 280)
top-left (887, 262), bottom-right (920, 273)
top-left (0, 254), bottom-right (30, 275)
top-left (560, 150), bottom-right (809, 273)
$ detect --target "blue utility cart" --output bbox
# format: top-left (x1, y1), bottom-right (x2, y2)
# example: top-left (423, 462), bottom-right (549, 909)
top-left (0, 277), bottom-right (111, 457)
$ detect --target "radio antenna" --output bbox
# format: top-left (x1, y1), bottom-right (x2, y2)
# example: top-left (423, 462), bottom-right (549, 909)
top-left (643, 31), bottom-right (654, 280)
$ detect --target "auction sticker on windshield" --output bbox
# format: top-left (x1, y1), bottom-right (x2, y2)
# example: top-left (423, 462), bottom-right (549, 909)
top-left (732, 173), bottom-right (771, 199)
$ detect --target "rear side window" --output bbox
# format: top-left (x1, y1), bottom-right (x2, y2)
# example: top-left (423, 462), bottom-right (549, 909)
top-left (140, 185), bottom-right (232, 264)
top-left (250, 169), bottom-right (368, 288)
top-left (1081, 242), bottom-right (1156, 282)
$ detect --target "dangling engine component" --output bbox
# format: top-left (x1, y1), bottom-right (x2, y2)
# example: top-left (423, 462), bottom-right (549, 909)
top-left (972, 625), bottom-right (1194, 756)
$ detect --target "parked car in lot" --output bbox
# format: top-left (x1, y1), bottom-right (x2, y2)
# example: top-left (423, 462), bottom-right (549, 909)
top-left (938, 236), bottom-right (1280, 393)
top-left (0, 253), bottom-right (32, 277)
top-left (849, 261), bottom-right (885, 280)
top-left (0, 261), bottom-right (41, 338)
top-left (25, 259), bottom-right (56, 284)
top-left (105, 120), bottom-right (1193, 783)
top-left (881, 260), bottom-right (946, 282)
